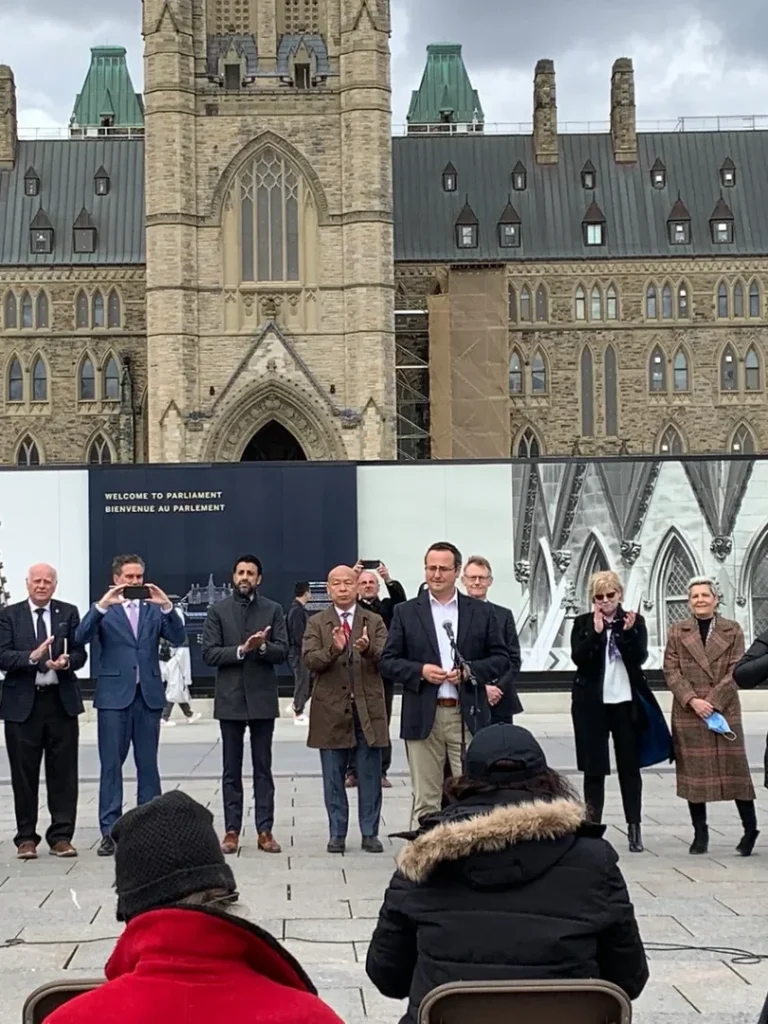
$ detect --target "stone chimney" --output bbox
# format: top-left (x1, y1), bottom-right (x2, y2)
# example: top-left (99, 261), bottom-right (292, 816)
top-left (0, 66), bottom-right (17, 170)
top-left (533, 60), bottom-right (558, 164)
top-left (611, 58), bottom-right (637, 163)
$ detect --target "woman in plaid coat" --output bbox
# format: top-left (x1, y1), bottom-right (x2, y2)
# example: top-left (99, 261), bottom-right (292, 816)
top-left (663, 577), bottom-right (757, 856)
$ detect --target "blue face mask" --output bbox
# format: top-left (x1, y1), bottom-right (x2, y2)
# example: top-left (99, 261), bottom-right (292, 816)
top-left (706, 712), bottom-right (736, 741)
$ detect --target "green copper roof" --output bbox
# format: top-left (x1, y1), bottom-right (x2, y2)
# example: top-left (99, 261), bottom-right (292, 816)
top-left (71, 47), bottom-right (144, 129)
top-left (407, 44), bottom-right (484, 126)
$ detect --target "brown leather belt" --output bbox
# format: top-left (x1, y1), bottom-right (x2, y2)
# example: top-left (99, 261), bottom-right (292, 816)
top-left (436, 698), bottom-right (458, 708)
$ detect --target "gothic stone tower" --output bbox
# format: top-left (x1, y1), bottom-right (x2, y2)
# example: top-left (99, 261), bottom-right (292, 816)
top-left (142, 0), bottom-right (395, 462)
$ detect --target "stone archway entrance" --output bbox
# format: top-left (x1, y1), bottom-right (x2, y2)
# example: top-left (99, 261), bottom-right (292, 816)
top-left (241, 420), bottom-right (308, 461)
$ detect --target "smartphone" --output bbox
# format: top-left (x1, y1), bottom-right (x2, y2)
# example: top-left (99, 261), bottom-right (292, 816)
top-left (123, 585), bottom-right (150, 601)
top-left (360, 560), bottom-right (379, 570)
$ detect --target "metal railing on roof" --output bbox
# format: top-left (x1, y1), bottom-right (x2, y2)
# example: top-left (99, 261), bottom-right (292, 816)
top-left (18, 125), bottom-right (145, 140)
top-left (394, 114), bottom-right (768, 135)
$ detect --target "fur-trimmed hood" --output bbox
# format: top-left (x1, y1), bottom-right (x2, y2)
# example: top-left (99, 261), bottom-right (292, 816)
top-left (397, 798), bottom-right (588, 885)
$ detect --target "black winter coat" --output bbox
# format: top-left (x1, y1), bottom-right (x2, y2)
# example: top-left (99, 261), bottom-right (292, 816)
top-left (366, 790), bottom-right (648, 1024)
top-left (734, 629), bottom-right (768, 690)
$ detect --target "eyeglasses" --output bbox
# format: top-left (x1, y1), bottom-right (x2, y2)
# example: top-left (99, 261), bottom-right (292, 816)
top-left (594, 592), bottom-right (617, 602)
top-left (425, 566), bottom-right (457, 576)
top-left (464, 575), bottom-right (491, 584)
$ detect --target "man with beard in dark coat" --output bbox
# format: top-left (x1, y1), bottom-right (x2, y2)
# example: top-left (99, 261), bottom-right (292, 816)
top-left (344, 562), bottom-right (406, 790)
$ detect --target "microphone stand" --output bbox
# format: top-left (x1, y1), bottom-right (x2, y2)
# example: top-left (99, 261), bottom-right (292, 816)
top-left (447, 634), bottom-right (480, 768)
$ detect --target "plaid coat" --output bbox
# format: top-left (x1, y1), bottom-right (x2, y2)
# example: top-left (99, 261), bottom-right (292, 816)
top-left (663, 616), bottom-right (754, 803)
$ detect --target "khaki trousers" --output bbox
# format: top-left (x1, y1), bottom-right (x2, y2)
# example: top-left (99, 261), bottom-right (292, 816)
top-left (406, 704), bottom-right (464, 827)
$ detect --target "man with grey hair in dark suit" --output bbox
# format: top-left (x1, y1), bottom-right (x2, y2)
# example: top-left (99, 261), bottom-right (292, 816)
top-left (202, 554), bottom-right (288, 857)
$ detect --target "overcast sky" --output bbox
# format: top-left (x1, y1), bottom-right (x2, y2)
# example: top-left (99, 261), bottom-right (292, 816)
top-left (3, 0), bottom-right (767, 133)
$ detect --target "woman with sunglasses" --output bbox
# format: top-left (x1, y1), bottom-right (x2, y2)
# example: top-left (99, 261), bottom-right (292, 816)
top-left (571, 571), bottom-right (659, 853)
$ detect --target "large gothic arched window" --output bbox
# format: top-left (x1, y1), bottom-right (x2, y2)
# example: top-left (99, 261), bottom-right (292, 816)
top-left (751, 532), bottom-right (768, 637)
top-left (239, 148), bottom-right (301, 283)
top-left (658, 535), bottom-right (697, 636)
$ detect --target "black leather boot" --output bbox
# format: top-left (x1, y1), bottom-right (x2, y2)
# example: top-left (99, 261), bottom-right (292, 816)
top-left (689, 824), bottom-right (709, 855)
top-left (627, 824), bottom-right (644, 853)
top-left (737, 830), bottom-right (760, 857)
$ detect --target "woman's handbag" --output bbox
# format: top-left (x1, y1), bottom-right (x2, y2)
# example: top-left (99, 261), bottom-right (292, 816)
top-left (636, 691), bottom-right (674, 768)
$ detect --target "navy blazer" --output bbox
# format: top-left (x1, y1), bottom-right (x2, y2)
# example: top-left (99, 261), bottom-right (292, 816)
top-left (381, 590), bottom-right (509, 741)
top-left (76, 601), bottom-right (186, 711)
top-left (0, 599), bottom-right (87, 723)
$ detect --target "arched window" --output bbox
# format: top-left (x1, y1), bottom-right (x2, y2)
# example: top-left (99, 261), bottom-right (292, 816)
top-left (662, 283), bottom-right (673, 319)
top-left (677, 282), bottom-right (689, 318)
top-left (734, 280), bottom-right (745, 318)
top-left (730, 423), bottom-right (756, 455)
top-left (508, 284), bottom-right (517, 323)
top-left (575, 286), bottom-right (586, 321)
top-left (750, 532), bottom-right (768, 636)
top-left (673, 349), bottom-right (689, 392)
top-left (75, 290), bottom-right (89, 329)
top-left (7, 357), bottom-right (23, 402)
top-left (92, 290), bottom-right (105, 328)
top-left (646, 284), bottom-right (658, 319)
top-left (31, 356), bottom-right (47, 402)
top-left (590, 285), bottom-right (602, 321)
top-left (606, 284), bottom-right (618, 321)
top-left (517, 427), bottom-right (540, 458)
top-left (535, 284), bottom-right (548, 322)
top-left (660, 536), bottom-right (696, 631)
top-left (4, 291), bottom-right (17, 329)
top-left (649, 347), bottom-right (666, 392)
top-left (79, 356), bottom-right (95, 401)
top-left (749, 280), bottom-right (761, 318)
top-left (16, 435), bottom-right (40, 467)
top-left (658, 424), bottom-right (683, 454)
top-left (88, 435), bottom-right (113, 465)
top-left (107, 289), bottom-right (121, 328)
top-left (717, 281), bottom-right (729, 319)
top-left (239, 147), bottom-right (301, 282)
top-left (721, 345), bottom-right (738, 391)
top-left (509, 349), bottom-right (523, 394)
top-left (580, 538), bottom-right (610, 608)
top-left (580, 347), bottom-right (594, 436)
top-left (36, 291), bottom-right (49, 329)
top-left (20, 291), bottom-right (33, 329)
top-left (103, 355), bottom-right (120, 401)
top-left (531, 350), bottom-right (547, 393)
top-left (745, 347), bottom-right (761, 391)
top-left (604, 345), bottom-right (618, 436)
top-left (520, 286), bottom-right (532, 322)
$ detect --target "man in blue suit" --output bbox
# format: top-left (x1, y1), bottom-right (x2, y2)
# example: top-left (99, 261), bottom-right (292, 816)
top-left (76, 554), bottom-right (185, 856)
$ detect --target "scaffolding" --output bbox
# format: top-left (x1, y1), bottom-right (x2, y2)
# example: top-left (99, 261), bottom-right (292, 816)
top-left (395, 309), bottom-right (430, 461)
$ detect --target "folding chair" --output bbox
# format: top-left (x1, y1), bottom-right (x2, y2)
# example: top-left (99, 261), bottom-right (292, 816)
top-left (22, 979), bottom-right (103, 1024)
top-left (419, 978), bottom-right (632, 1024)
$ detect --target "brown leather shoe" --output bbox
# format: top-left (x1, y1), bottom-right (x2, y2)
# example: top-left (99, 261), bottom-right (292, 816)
top-left (17, 841), bottom-right (37, 860)
top-left (257, 831), bottom-right (282, 854)
top-left (381, 776), bottom-right (393, 789)
top-left (221, 831), bottom-right (239, 855)
top-left (49, 841), bottom-right (77, 858)
top-left (345, 774), bottom-right (357, 789)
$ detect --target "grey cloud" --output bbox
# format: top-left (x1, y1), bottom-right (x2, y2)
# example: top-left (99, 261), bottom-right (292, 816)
top-left (2, 0), bottom-right (134, 24)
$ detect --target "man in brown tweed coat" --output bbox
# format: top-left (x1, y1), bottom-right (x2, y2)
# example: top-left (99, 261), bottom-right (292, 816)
top-left (663, 576), bottom-right (758, 857)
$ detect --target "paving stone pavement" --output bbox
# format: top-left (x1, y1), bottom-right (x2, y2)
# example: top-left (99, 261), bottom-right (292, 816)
top-left (2, 719), bottom-right (768, 1022)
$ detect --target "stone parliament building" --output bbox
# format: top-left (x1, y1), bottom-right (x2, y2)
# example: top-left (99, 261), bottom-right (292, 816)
top-left (1, 0), bottom-right (768, 467)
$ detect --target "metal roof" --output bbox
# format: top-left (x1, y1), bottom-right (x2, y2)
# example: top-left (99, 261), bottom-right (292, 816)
top-left (0, 140), bottom-right (145, 265)
top-left (392, 130), bottom-right (768, 261)
top-left (407, 44), bottom-right (484, 127)
top-left (72, 47), bottom-right (144, 129)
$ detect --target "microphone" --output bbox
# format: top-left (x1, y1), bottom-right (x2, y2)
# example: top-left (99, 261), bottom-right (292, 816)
top-left (442, 620), bottom-right (455, 641)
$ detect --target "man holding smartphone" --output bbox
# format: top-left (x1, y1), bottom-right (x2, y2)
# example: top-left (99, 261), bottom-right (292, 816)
top-left (76, 554), bottom-right (185, 856)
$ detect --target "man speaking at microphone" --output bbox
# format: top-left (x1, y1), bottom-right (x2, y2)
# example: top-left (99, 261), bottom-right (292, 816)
top-left (381, 542), bottom-right (508, 827)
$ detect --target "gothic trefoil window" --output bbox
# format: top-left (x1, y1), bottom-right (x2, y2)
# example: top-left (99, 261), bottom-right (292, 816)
top-left (103, 356), bottom-right (120, 401)
top-left (677, 282), bottom-right (689, 318)
top-left (575, 286), bottom-right (586, 321)
top-left (731, 423), bottom-right (756, 454)
top-left (659, 425), bottom-right (683, 455)
top-left (717, 282), bottom-right (729, 319)
top-left (31, 356), bottom-right (47, 402)
top-left (535, 285), bottom-right (548, 322)
top-left (531, 351), bottom-right (547, 393)
top-left (20, 292), bottom-right (33, 329)
top-left (745, 347), bottom-right (761, 391)
top-left (4, 291), bottom-right (17, 329)
top-left (721, 345), bottom-right (738, 391)
top-left (649, 348), bottom-right (667, 393)
top-left (509, 350), bottom-right (523, 395)
top-left (750, 280), bottom-right (761, 318)
top-left (662, 283), bottom-right (673, 319)
top-left (520, 286), bottom-right (532, 322)
top-left (7, 357), bottom-right (23, 402)
top-left (88, 435), bottom-right (112, 465)
top-left (240, 148), bottom-right (301, 283)
top-left (517, 428), bottom-right (540, 458)
top-left (646, 284), bottom-right (658, 319)
top-left (606, 284), bottom-right (618, 321)
top-left (673, 350), bottom-right (689, 392)
top-left (17, 436), bottom-right (40, 467)
top-left (79, 357), bottom-right (95, 401)
top-left (734, 280), bottom-right (745, 318)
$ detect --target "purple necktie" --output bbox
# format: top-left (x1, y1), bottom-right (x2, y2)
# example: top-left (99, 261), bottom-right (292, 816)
top-left (126, 601), bottom-right (139, 637)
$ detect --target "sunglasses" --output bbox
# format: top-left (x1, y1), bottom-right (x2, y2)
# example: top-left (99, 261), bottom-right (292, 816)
top-left (594, 592), bottom-right (617, 602)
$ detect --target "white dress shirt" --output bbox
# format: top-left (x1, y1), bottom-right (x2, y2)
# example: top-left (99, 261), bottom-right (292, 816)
top-left (602, 623), bottom-right (632, 704)
top-left (430, 591), bottom-right (459, 699)
top-left (29, 599), bottom-right (57, 686)
top-left (335, 605), bottom-right (356, 630)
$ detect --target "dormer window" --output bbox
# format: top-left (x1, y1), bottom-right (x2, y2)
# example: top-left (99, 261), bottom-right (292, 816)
top-left (498, 200), bottom-right (521, 249)
top-left (667, 196), bottom-right (691, 245)
top-left (710, 198), bottom-right (734, 244)
top-left (94, 166), bottom-right (110, 196)
top-left (650, 158), bottom-right (666, 189)
top-left (720, 158), bottom-right (736, 187)
top-left (455, 197), bottom-right (478, 249)
top-left (224, 64), bottom-right (241, 90)
top-left (29, 209), bottom-right (54, 255)
top-left (581, 160), bottom-right (596, 190)
top-left (73, 207), bottom-right (97, 254)
top-left (582, 201), bottom-right (606, 247)
top-left (24, 168), bottom-right (39, 197)
top-left (512, 161), bottom-right (527, 191)
top-left (442, 163), bottom-right (457, 193)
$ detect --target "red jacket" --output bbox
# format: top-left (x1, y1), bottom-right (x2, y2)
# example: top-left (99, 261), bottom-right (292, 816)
top-left (47, 906), bottom-right (344, 1024)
